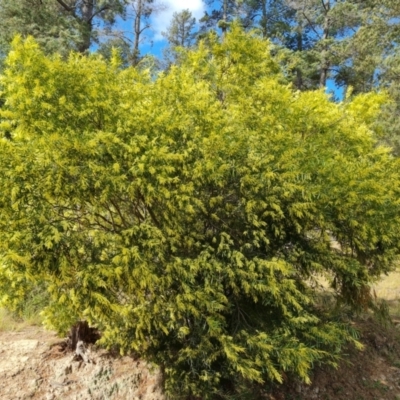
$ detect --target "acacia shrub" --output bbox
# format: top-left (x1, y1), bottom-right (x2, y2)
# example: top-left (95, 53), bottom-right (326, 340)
top-left (0, 27), bottom-right (399, 398)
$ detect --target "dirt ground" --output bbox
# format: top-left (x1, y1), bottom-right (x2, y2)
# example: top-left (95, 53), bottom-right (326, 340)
top-left (268, 317), bottom-right (400, 400)
top-left (0, 327), bottom-right (165, 400)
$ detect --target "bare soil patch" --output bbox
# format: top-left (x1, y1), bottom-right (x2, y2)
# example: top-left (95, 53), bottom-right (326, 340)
top-left (0, 327), bottom-right (164, 400)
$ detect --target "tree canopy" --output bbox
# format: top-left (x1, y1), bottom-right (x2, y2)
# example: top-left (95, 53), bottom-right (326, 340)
top-left (0, 0), bottom-right (126, 63)
top-left (0, 26), bottom-right (399, 398)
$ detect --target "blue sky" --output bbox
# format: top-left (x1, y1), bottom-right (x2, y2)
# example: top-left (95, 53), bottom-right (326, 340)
top-left (150, 0), bottom-right (205, 41)
top-left (327, 79), bottom-right (344, 101)
top-left (114, 0), bottom-right (344, 99)
top-left (113, 0), bottom-right (205, 57)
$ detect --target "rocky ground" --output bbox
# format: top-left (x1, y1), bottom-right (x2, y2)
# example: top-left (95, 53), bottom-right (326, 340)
top-left (0, 327), bottom-right (164, 400)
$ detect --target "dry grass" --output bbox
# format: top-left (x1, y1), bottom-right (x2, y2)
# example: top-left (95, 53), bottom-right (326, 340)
top-left (0, 308), bottom-right (42, 332)
top-left (373, 270), bottom-right (400, 320)
top-left (309, 265), bottom-right (400, 322)
top-left (0, 308), bottom-right (27, 331)
top-left (373, 270), bottom-right (400, 300)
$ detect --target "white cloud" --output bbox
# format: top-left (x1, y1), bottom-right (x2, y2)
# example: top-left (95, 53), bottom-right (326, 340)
top-left (152, 0), bottom-right (205, 41)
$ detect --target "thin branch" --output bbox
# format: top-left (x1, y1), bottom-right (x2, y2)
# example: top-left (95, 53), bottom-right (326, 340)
top-left (55, 0), bottom-right (75, 13)
top-left (137, 191), bottom-right (161, 228)
top-left (139, 23), bottom-right (150, 35)
top-left (146, 204), bottom-right (161, 228)
top-left (105, 203), bottom-right (118, 230)
top-left (88, 5), bottom-right (111, 23)
top-left (320, 0), bottom-right (329, 13)
top-left (302, 11), bottom-right (321, 38)
top-left (110, 199), bottom-right (130, 227)
top-left (90, 218), bottom-right (114, 231)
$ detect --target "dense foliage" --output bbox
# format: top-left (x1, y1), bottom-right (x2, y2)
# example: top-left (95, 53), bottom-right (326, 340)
top-left (0, 27), bottom-right (399, 398)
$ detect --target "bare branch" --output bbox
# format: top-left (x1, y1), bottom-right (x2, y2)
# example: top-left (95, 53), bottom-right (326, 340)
top-left (88, 5), bottom-right (111, 22)
top-left (302, 11), bottom-right (321, 38)
top-left (320, 0), bottom-right (329, 13)
top-left (55, 0), bottom-right (75, 12)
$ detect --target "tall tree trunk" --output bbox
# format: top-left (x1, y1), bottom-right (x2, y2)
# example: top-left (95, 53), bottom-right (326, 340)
top-left (261, 0), bottom-right (268, 38)
top-left (221, 0), bottom-right (228, 38)
top-left (78, 19), bottom-right (93, 53)
top-left (319, 0), bottom-right (330, 88)
top-left (56, 0), bottom-right (95, 53)
top-left (79, 0), bottom-right (95, 53)
top-left (132, 0), bottom-right (143, 65)
top-left (296, 30), bottom-right (303, 89)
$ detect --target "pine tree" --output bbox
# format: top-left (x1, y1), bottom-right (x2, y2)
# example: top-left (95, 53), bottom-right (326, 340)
top-left (98, 0), bottom-right (165, 66)
top-left (162, 9), bottom-right (197, 66)
top-left (0, 0), bottom-right (80, 61)
top-left (0, 0), bottom-right (126, 59)
top-left (282, 0), bottom-right (363, 89)
top-left (339, 0), bottom-right (400, 154)
top-left (163, 9), bottom-right (196, 48)
top-left (54, 0), bottom-right (126, 52)
top-left (201, 0), bottom-right (252, 36)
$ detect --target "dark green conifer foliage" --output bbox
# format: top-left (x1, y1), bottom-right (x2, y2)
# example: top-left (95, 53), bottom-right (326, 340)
top-left (0, 0), bottom-right (80, 61)
top-left (0, 0), bottom-right (126, 61)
